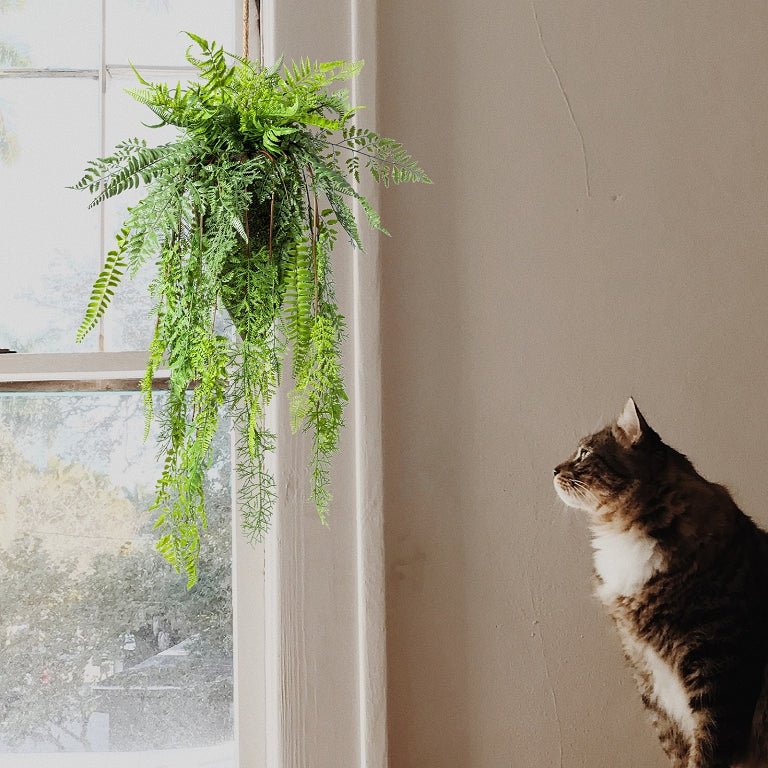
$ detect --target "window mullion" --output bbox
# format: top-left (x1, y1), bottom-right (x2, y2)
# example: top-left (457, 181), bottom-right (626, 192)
top-left (98, 0), bottom-right (108, 352)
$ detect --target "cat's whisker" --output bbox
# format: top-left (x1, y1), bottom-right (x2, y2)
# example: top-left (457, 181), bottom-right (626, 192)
top-left (569, 478), bottom-right (600, 506)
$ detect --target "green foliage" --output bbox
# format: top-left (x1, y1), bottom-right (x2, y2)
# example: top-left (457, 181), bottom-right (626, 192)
top-left (76, 229), bottom-right (129, 342)
top-left (0, 415), bottom-right (232, 750)
top-left (72, 33), bottom-right (430, 585)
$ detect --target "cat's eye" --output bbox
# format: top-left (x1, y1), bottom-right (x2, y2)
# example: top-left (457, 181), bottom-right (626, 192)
top-left (576, 447), bottom-right (591, 462)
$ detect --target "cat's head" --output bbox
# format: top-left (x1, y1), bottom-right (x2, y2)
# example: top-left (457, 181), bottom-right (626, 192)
top-left (553, 398), bottom-right (665, 522)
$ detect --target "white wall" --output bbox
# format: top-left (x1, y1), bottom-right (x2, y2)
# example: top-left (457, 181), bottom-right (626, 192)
top-left (379, 2), bottom-right (768, 766)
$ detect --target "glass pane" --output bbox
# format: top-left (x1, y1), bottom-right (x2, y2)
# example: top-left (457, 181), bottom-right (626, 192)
top-left (0, 0), bottom-right (100, 70)
top-left (0, 392), bottom-right (234, 766)
top-left (106, 0), bottom-right (237, 67)
top-left (0, 79), bottom-right (100, 353)
top-left (102, 64), bottom-right (239, 350)
top-left (101, 71), bottom-right (181, 352)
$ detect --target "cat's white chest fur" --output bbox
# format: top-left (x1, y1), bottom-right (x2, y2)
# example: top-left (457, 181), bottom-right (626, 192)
top-left (591, 527), bottom-right (665, 601)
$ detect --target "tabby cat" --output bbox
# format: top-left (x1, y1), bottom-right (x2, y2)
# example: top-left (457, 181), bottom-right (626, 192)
top-left (553, 398), bottom-right (768, 768)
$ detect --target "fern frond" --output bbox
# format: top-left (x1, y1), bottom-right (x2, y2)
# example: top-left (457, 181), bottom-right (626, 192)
top-left (289, 312), bottom-right (347, 522)
top-left (338, 126), bottom-right (432, 187)
top-left (76, 230), bottom-right (129, 342)
top-left (71, 139), bottom-right (176, 209)
top-left (283, 239), bottom-right (314, 376)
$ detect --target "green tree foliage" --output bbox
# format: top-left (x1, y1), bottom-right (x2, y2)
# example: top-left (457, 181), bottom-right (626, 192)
top-left (0, 537), bottom-right (90, 749)
top-left (0, 465), bottom-right (232, 751)
top-left (0, 397), bottom-right (232, 750)
top-left (0, 421), bottom-right (141, 565)
top-left (72, 34), bottom-right (430, 585)
top-left (0, 529), bottom-right (232, 751)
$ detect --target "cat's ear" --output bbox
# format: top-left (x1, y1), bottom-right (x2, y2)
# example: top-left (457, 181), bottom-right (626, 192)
top-left (614, 397), bottom-right (648, 447)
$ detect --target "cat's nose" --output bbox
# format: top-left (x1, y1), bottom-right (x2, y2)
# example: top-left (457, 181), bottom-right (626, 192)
top-left (553, 467), bottom-right (560, 477)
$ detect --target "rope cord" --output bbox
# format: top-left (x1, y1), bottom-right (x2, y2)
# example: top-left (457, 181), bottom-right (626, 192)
top-left (242, 0), bottom-right (249, 59)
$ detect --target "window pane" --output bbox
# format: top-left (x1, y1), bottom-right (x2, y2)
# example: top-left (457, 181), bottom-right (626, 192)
top-left (0, 0), bottom-right (100, 70)
top-left (0, 392), bottom-right (234, 766)
top-left (102, 62), bottom-right (239, 350)
top-left (106, 0), bottom-right (237, 66)
top-left (1, 3), bottom-right (238, 354)
top-left (0, 79), bottom-right (100, 353)
top-left (101, 71), bottom-right (181, 352)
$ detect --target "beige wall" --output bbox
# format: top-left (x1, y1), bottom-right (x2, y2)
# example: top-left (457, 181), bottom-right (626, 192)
top-left (379, 2), bottom-right (768, 766)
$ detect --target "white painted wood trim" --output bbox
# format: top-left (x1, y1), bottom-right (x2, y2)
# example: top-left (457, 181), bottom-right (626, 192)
top-left (249, 1), bottom-right (388, 766)
top-left (349, 3), bottom-right (388, 765)
top-left (0, 352), bottom-right (154, 380)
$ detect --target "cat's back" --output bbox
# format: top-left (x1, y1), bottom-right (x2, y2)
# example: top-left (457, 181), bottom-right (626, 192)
top-left (603, 466), bottom-right (768, 646)
top-left (654, 467), bottom-right (768, 605)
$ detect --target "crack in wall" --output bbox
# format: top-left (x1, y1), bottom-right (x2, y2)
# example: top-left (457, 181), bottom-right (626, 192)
top-left (531, 2), bottom-right (592, 199)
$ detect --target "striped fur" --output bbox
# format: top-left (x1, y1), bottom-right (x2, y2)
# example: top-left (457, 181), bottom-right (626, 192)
top-left (554, 399), bottom-right (768, 768)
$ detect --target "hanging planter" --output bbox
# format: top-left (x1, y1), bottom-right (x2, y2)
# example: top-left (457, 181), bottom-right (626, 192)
top-left (72, 33), bottom-right (429, 585)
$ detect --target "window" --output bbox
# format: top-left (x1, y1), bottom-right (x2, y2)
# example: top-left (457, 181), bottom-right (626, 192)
top-left (1, 4), bottom-right (390, 766)
top-left (0, 3), bottom-right (243, 765)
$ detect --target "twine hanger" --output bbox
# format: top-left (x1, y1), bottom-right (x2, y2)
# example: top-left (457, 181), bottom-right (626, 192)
top-left (242, 0), bottom-right (263, 62)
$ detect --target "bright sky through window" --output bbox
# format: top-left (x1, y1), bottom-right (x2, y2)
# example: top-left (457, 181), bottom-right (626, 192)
top-left (0, 0), bottom-right (235, 353)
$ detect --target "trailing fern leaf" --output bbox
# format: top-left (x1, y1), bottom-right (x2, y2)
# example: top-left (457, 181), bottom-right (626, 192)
top-left (73, 33), bottom-right (429, 586)
top-left (76, 230), bottom-right (129, 343)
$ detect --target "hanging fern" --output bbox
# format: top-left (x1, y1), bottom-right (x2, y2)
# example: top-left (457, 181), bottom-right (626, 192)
top-left (72, 33), bottom-right (430, 586)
